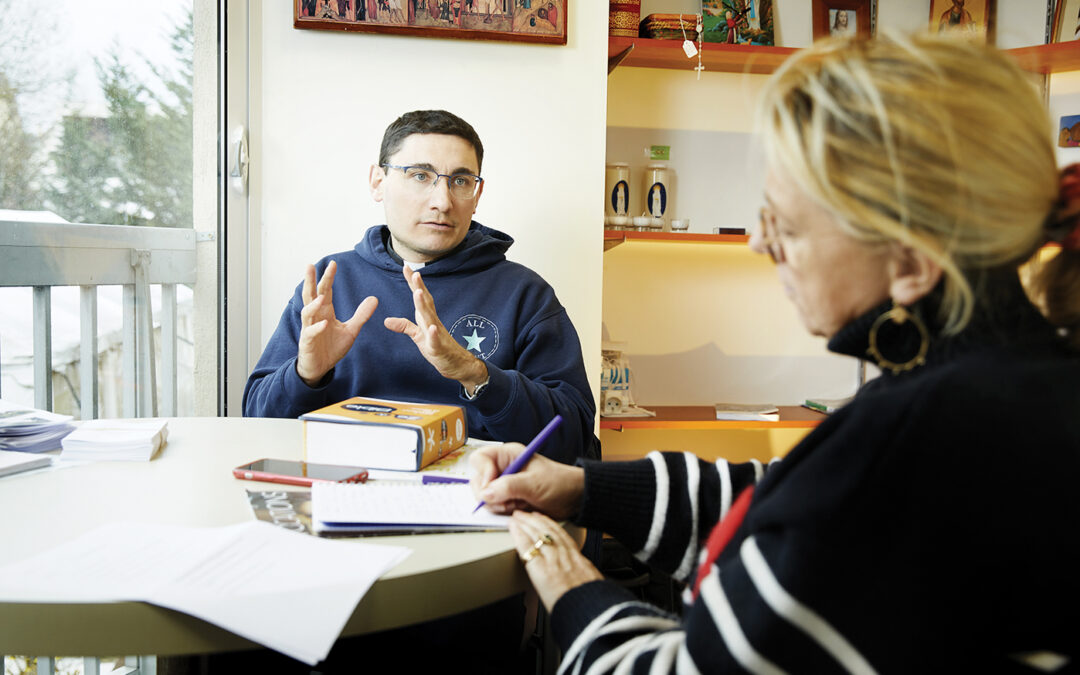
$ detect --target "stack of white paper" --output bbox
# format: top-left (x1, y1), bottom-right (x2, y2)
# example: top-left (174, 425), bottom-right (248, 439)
top-left (0, 521), bottom-right (411, 665)
top-left (0, 450), bottom-right (53, 478)
top-left (60, 418), bottom-right (169, 461)
top-left (0, 399), bottom-right (75, 453)
top-left (713, 403), bottom-right (781, 421)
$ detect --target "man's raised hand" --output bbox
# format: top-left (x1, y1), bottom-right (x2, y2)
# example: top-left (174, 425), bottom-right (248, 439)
top-left (296, 260), bottom-right (378, 387)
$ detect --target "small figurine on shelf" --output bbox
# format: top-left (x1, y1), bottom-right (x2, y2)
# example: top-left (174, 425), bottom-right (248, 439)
top-left (600, 342), bottom-right (655, 418)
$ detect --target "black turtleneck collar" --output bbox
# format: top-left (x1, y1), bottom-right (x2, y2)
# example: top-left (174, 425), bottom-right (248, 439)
top-left (379, 227), bottom-right (472, 267)
top-left (827, 268), bottom-right (1061, 377)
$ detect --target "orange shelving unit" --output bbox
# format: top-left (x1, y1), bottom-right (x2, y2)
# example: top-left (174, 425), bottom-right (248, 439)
top-left (600, 406), bottom-right (827, 431)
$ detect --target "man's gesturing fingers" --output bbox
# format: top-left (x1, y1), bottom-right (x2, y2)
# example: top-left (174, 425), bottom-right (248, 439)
top-left (345, 296), bottom-right (379, 334)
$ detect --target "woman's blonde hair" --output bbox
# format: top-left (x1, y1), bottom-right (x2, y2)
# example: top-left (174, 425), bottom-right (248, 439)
top-left (757, 34), bottom-right (1078, 345)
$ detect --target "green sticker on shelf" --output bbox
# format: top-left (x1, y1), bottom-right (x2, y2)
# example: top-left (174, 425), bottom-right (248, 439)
top-left (649, 145), bottom-right (670, 161)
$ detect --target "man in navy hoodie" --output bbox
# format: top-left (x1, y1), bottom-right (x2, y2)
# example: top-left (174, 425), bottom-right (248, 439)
top-left (237, 110), bottom-right (598, 671)
top-left (243, 109), bottom-right (598, 465)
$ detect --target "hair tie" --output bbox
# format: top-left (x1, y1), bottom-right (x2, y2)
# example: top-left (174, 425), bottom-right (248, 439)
top-left (1046, 163), bottom-right (1080, 251)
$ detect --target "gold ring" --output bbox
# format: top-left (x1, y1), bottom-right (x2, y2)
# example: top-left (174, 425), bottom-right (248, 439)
top-left (520, 533), bottom-right (555, 563)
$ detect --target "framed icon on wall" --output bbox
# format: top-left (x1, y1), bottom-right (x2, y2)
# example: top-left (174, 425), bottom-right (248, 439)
top-left (701, 0), bottom-right (775, 46)
top-left (929, 0), bottom-right (994, 43)
top-left (295, 0), bottom-right (567, 45)
top-left (811, 0), bottom-right (874, 41)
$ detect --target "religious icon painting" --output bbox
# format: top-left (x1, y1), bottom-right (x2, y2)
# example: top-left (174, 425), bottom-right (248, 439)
top-left (811, 0), bottom-right (874, 41)
top-left (701, 0), bottom-right (775, 46)
top-left (295, 0), bottom-right (567, 45)
top-left (928, 0), bottom-right (994, 43)
top-left (1058, 114), bottom-right (1080, 147)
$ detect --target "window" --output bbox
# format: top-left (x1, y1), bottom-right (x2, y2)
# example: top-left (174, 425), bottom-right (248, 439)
top-left (0, 0), bottom-right (217, 419)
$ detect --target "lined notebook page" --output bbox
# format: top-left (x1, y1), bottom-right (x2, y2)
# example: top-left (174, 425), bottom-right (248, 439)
top-left (311, 482), bottom-right (510, 528)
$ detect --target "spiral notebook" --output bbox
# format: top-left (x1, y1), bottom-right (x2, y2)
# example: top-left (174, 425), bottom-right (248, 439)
top-left (310, 481), bottom-right (510, 535)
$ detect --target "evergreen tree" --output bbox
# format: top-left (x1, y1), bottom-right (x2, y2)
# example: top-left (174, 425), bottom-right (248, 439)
top-left (46, 112), bottom-right (121, 224)
top-left (44, 10), bottom-right (193, 228)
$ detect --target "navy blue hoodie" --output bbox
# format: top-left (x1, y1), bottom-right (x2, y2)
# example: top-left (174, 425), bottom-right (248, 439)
top-left (243, 222), bottom-right (598, 464)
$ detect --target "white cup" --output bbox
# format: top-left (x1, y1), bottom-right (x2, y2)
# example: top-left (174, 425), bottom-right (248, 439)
top-left (670, 218), bottom-right (689, 231)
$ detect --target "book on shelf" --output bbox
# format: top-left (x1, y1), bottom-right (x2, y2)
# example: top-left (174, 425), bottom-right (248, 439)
top-left (301, 396), bottom-right (467, 472)
top-left (310, 481), bottom-right (509, 535)
top-left (714, 403), bottom-right (780, 421)
top-left (802, 396), bottom-right (853, 415)
top-left (60, 419), bottom-right (169, 461)
top-left (0, 450), bottom-right (53, 478)
top-left (0, 399), bottom-right (76, 453)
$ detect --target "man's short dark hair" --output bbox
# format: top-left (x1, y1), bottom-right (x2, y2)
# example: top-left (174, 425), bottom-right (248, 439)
top-left (379, 110), bottom-right (485, 172)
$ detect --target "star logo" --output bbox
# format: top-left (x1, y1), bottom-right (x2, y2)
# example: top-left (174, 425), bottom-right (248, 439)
top-left (449, 314), bottom-right (499, 360)
top-left (463, 330), bottom-right (486, 352)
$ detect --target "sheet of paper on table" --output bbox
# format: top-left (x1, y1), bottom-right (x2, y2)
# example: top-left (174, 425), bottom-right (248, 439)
top-left (0, 449), bottom-right (52, 478)
top-left (0, 520), bottom-right (411, 665)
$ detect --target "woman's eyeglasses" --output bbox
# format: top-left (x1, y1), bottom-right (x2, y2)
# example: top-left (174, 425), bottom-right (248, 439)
top-left (758, 206), bottom-right (786, 264)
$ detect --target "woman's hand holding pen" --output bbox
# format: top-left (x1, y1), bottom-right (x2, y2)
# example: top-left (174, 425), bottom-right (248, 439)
top-left (468, 443), bottom-right (585, 520)
top-left (470, 443), bottom-right (600, 611)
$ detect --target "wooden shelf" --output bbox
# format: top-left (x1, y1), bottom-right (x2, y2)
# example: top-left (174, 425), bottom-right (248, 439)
top-left (1007, 41), bottom-right (1080, 74)
top-left (604, 229), bottom-right (749, 251)
top-left (608, 36), bottom-right (794, 75)
top-left (600, 405), bottom-right (826, 431)
top-left (608, 37), bottom-right (1080, 75)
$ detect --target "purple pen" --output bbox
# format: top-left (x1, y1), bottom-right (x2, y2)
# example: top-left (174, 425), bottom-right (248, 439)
top-left (472, 414), bottom-right (563, 513)
top-left (422, 475), bottom-right (469, 485)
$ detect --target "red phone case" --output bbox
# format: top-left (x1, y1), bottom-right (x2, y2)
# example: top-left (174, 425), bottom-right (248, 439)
top-left (232, 462), bottom-right (368, 487)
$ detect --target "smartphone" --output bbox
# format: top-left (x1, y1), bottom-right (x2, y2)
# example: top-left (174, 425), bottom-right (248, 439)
top-left (233, 459), bottom-right (368, 487)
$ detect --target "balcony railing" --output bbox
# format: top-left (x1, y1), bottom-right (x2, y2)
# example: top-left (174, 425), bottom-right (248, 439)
top-left (0, 220), bottom-right (197, 418)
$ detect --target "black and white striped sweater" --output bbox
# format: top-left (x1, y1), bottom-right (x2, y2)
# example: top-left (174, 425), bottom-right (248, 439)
top-left (551, 294), bottom-right (1080, 674)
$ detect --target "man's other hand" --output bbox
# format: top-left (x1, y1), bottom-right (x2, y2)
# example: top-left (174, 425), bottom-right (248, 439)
top-left (384, 266), bottom-right (488, 394)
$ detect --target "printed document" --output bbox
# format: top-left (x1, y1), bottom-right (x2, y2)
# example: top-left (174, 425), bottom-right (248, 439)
top-left (0, 520), bottom-right (410, 665)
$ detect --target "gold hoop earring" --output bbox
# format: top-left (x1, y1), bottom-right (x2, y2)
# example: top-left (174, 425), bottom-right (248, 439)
top-left (866, 302), bottom-right (929, 374)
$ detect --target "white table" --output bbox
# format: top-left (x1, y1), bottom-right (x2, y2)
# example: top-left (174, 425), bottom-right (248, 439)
top-left (0, 417), bottom-right (552, 657)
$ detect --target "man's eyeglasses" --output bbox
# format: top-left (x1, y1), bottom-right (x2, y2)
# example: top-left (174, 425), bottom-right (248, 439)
top-left (758, 206), bottom-right (786, 264)
top-left (382, 164), bottom-right (483, 200)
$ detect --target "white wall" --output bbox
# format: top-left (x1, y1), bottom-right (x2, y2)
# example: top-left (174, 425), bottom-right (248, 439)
top-left (249, 3), bottom-right (608, 407)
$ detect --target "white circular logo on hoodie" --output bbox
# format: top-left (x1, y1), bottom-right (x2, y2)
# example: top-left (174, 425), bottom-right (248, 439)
top-left (449, 314), bottom-right (499, 360)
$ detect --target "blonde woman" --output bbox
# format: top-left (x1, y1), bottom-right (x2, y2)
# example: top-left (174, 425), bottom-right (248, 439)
top-left (472, 35), bottom-right (1080, 672)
